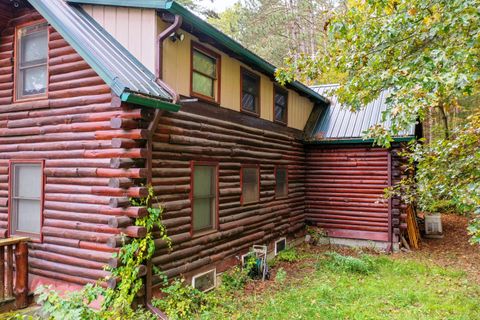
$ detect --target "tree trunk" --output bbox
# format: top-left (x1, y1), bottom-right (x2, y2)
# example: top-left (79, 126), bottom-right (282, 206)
top-left (437, 104), bottom-right (450, 140)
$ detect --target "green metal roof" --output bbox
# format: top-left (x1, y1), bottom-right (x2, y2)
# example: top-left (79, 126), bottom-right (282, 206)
top-left (67, 0), bottom-right (328, 105)
top-left (29, 0), bottom-right (180, 111)
top-left (305, 84), bottom-right (416, 144)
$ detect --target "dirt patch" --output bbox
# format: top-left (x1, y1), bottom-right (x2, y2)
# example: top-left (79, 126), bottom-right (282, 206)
top-left (395, 214), bottom-right (480, 283)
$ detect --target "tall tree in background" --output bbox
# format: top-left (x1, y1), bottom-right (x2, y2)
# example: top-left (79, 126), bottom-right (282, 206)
top-left (277, 0), bottom-right (480, 242)
top-left (208, 0), bottom-right (342, 83)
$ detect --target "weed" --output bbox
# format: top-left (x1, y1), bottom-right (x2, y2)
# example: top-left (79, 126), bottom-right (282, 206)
top-left (152, 278), bottom-right (221, 320)
top-left (221, 266), bottom-right (251, 293)
top-left (319, 252), bottom-right (377, 275)
top-left (275, 248), bottom-right (301, 263)
top-left (275, 268), bottom-right (287, 283)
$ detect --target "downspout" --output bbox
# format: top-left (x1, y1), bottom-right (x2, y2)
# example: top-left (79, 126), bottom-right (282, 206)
top-left (145, 14), bottom-right (183, 317)
top-left (156, 14), bottom-right (183, 103)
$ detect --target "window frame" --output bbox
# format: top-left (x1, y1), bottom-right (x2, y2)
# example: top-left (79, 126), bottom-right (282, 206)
top-left (273, 85), bottom-right (288, 125)
top-left (191, 268), bottom-right (217, 292)
top-left (190, 41), bottom-right (221, 104)
top-left (190, 161), bottom-right (219, 236)
top-left (274, 165), bottom-right (289, 199)
top-left (14, 20), bottom-right (49, 103)
top-left (8, 160), bottom-right (45, 242)
top-left (240, 164), bottom-right (260, 205)
top-left (240, 67), bottom-right (261, 117)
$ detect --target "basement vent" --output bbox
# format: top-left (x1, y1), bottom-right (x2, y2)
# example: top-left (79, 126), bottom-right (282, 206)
top-left (274, 238), bottom-right (287, 255)
top-left (192, 269), bottom-right (216, 292)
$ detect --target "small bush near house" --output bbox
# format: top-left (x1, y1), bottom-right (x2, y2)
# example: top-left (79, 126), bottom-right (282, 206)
top-left (275, 248), bottom-right (301, 263)
top-left (152, 278), bottom-right (223, 320)
top-left (319, 252), bottom-right (378, 275)
top-left (221, 258), bottom-right (256, 293)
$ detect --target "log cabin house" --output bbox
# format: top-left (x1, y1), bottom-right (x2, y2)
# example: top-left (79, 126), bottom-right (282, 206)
top-left (0, 0), bottom-right (418, 303)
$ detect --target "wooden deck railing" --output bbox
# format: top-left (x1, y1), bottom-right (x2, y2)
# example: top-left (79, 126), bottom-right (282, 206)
top-left (0, 237), bottom-right (29, 311)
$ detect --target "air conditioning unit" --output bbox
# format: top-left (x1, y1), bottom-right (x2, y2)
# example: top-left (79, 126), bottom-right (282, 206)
top-left (425, 214), bottom-right (443, 238)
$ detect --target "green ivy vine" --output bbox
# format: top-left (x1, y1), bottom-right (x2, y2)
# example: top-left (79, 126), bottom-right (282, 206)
top-left (104, 186), bottom-right (171, 308)
top-left (35, 185), bottom-right (171, 319)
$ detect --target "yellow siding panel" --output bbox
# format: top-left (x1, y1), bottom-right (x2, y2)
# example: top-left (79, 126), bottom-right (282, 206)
top-left (160, 18), bottom-right (192, 97)
top-left (82, 5), bottom-right (157, 72)
top-left (220, 55), bottom-right (240, 111)
top-left (260, 75), bottom-right (273, 121)
top-left (288, 92), bottom-right (313, 130)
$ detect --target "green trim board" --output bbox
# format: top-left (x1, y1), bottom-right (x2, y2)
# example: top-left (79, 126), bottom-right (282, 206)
top-left (67, 0), bottom-right (171, 9)
top-left (121, 93), bottom-right (181, 112)
top-left (67, 0), bottom-right (329, 106)
top-left (29, 0), bottom-right (177, 110)
top-left (304, 136), bottom-right (415, 145)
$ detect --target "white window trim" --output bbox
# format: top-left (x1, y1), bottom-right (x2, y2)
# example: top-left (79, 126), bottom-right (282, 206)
top-left (274, 238), bottom-right (287, 256)
top-left (192, 268), bottom-right (217, 292)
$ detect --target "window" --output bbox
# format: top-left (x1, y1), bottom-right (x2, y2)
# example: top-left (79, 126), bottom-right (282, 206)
top-left (275, 238), bottom-right (287, 256)
top-left (191, 42), bottom-right (220, 102)
top-left (10, 162), bottom-right (43, 238)
top-left (275, 166), bottom-right (288, 198)
top-left (192, 163), bottom-right (218, 233)
top-left (241, 68), bottom-right (260, 115)
top-left (16, 22), bottom-right (48, 101)
top-left (241, 165), bottom-right (259, 204)
top-left (192, 269), bottom-right (216, 292)
top-left (274, 86), bottom-right (288, 124)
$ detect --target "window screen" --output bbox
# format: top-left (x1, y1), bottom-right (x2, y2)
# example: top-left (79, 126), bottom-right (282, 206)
top-left (192, 48), bottom-right (218, 99)
top-left (16, 23), bottom-right (48, 100)
top-left (275, 167), bottom-right (288, 198)
top-left (193, 165), bottom-right (217, 232)
top-left (242, 166), bottom-right (259, 204)
top-left (11, 163), bottom-right (43, 237)
top-left (274, 87), bottom-right (288, 124)
top-left (241, 70), bottom-right (260, 114)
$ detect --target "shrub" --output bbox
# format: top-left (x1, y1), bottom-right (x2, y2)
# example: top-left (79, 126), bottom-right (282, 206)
top-left (221, 265), bottom-right (251, 293)
top-left (275, 248), bottom-right (300, 263)
top-left (152, 278), bottom-right (220, 320)
top-left (35, 284), bottom-right (155, 320)
top-left (320, 252), bottom-right (377, 275)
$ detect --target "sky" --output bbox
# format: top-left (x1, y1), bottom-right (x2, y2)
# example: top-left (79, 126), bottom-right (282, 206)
top-left (199, 0), bottom-right (239, 12)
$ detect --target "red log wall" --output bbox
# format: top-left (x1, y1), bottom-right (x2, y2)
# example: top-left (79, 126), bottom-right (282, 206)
top-left (0, 8), bottom-right (147, 286)
top-left (149, 103), bottom-right (306, 284)
top-left (305, 145), bottom-right (392, 242)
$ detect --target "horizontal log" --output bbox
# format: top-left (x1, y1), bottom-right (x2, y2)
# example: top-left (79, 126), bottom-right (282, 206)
top-left (108, 216), bottom-right (133, 228)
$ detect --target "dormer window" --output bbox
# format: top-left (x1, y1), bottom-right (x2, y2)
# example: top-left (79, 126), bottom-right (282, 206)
top-left (241, 68), bottom-right (260, 116)
top-left (15, 22), bottom-right (48, 101)
top-left (191, 42), bottom-right (221, 103)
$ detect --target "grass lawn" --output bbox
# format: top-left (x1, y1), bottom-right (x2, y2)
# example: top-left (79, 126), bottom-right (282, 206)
top-left (206, 249), bottom-right (480, 320)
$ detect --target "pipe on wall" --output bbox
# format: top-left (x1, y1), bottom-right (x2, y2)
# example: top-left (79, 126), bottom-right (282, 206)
top-left (155, 14), bottom-right (183, 104)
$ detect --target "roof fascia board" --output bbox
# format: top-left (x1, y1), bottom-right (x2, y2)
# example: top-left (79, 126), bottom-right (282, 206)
top-left (304, 136), bottom-right (415, 145)
top-left (67, 0), bottom-right (172, 9)
top-left (121, 92), bottom-right (181, 112)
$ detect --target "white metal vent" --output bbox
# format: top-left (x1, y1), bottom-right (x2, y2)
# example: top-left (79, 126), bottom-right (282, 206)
top-left (192, 269), bottom-right (216, 292)
top-left (274, 238), bottom-right (287, 255)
